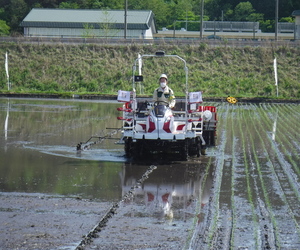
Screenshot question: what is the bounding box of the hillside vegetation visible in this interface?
[0,43,299,99]
[1,0,299,35]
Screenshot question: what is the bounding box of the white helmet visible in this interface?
[159,74,168,80]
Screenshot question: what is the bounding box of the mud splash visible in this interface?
[23,144,126,162]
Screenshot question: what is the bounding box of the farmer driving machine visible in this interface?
[116,51,217,161]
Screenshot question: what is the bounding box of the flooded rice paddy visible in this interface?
[0,98,299,249]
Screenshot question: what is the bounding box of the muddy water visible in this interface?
[1,98,300,249]
[0,98,125,200]
[0,98,215,249]
[0,98,213,201]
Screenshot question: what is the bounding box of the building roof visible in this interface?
[20,8,156,32]
[292,10,300,16]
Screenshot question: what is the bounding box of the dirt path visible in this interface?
[0,192,111,249]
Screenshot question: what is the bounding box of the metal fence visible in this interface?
[176,21,295,33]
[278,22,295,33]
[203,21,260,32]
[1,36,299,48]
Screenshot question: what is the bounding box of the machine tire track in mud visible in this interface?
[117,51,217,160]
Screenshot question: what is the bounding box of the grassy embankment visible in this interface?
[0,43,299,99]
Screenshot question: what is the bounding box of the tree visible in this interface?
[247,13,264,22]
[97,0,124,9]
[9,0,28,33]
[279,17,294,23]
[129,0,169,29]
[205,0,225,20]
[233,1,255,21]
[99,10,118,38]
[82,23,95,38]
[89,0,103,9]
[2,0,300,34]
[0,20,10,36]
[59,2,80,9]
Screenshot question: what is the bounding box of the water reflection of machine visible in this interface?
[120,162,213,221]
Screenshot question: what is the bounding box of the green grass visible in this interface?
[0,43,299,98]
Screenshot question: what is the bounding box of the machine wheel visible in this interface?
[124,137,133,158]
[180,140,188,161]
[203,131,216,146]
[196,137,201,157]
[187,138,201,157]
[131,140,146,160]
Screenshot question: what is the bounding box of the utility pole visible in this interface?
[124,0,127,39]
[275,0,279,41]
[200,0,204,39]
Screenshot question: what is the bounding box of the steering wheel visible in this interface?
[154,101,169,107]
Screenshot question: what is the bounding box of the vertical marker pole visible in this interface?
[138,53,143,94]
[5,52,10,90]
[273,58,278,97]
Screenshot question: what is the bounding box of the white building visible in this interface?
[20,8,157,39]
